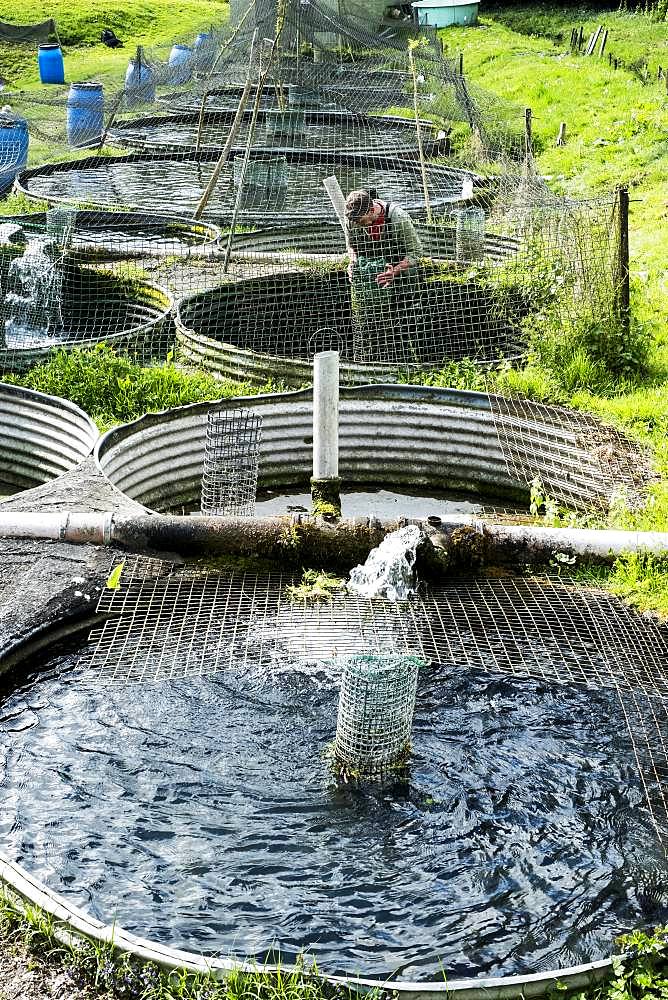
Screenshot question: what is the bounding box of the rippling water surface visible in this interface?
[0,645,665,980]
[25,161,462,220]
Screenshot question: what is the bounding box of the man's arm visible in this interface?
[391,207,422,266]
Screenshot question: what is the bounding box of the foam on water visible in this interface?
[3,236,64,349]
[347,523,422,601]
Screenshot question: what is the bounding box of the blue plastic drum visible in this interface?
[0,114,29,194]
[67,82,104,148]
[38,43,65,84]
[124,57,156,106]
[193,32,216,72]
[168,44,193,85]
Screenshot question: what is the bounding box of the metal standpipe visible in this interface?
[311,350,342,516]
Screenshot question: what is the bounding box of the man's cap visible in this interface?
[345,189,373,222]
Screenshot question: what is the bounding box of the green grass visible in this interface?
[441,5,668,340]
[4,882,668,1000]
[0,0,229,89]
[4,345,282,430]
[428,4,668,613]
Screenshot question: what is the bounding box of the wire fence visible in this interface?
[0,0,639,522]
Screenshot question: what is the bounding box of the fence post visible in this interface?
[524,106,533,160]
[616,185,630,340]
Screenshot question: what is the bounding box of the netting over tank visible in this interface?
[0,0,631,509]
[200,406,262,516]
[334,653,422,777]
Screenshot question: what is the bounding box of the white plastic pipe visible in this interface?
[322,174,347,232]
[313,350,339,480]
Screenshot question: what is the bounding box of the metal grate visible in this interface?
[200,407,262,517]
[84,557,668,839]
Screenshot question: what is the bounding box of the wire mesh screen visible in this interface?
[200,406,262,516]
[334,653,421,776]
[489,395,658,513]
[82,558,668,840]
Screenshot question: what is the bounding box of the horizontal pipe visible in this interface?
[0,512,667,568]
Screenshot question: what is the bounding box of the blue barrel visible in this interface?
[38,43,65,85]
[168,44,193,84]
[0,114,29,194]
[193,32,216,72]
[124,57,156,106]
[67,83,104,148]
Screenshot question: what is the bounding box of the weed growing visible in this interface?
[5,345,285,430]
[0,888,370,1000]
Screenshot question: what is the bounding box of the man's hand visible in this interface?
[376,265,395,288]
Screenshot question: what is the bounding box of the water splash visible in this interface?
[347,524,422,602]
[3,236,65,349]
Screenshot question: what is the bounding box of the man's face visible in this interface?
[352,207,376,228]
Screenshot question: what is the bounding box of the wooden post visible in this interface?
[458,51,464,76]
[194,29,258,220]
[577,26,584,50]
[585,26,601,56]
[616,185,630,340]
[195,90,209,154]
[598,28,608,57]
[409,43,433,224]
[556,121,567,146]
[524,106,532,160]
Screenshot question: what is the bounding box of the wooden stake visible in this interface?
[585,26,601,56]
[616,184,630,340]
[194,29,258,220]
[598,28,608,57]
[556,121,567,146]
[409,44,432,224]
[458,51,464,76]
[524,106,533,160]
[195,90,209,154]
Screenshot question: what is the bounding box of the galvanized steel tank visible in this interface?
[0,382,98,495]
[95,385,527,512]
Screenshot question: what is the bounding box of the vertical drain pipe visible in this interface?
[311,350,341,517]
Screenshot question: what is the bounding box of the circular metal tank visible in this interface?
[0,249,173,373]
[15,151,479,226]
[107,109,448,157]
[94,384,638,515]
[0,210,221,260]
[0,381,97,495]
[174,266,525,387]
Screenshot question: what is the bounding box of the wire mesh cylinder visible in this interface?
[454,206,486,261]
[200,407,262,517]
[334,654,421,776]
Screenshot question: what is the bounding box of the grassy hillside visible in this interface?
[443,4,668,344]
[0,0,229,88]
[433,4,668,615]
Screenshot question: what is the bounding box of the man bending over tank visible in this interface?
[344,188,422,287]
[344,188,423,365]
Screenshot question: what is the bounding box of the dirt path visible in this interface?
[0,932,109,1000]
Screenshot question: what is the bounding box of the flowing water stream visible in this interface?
[3,236,65,348]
